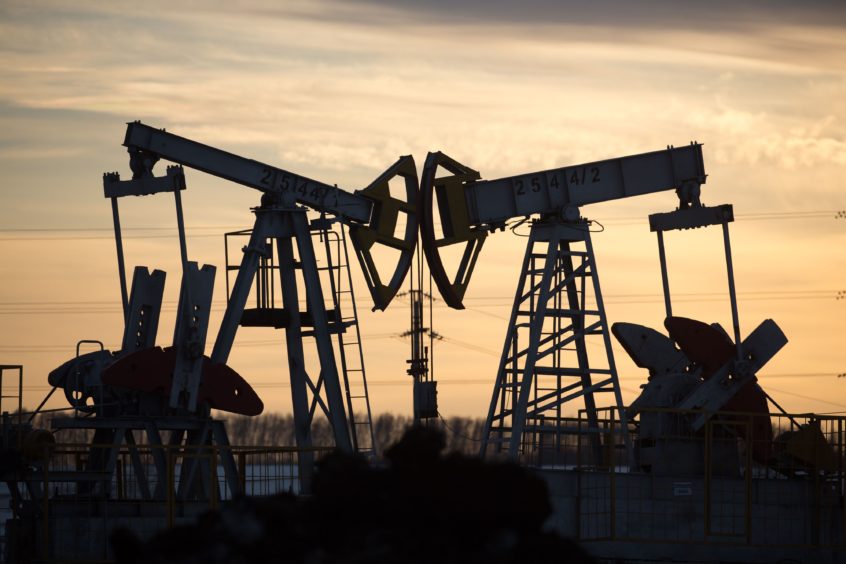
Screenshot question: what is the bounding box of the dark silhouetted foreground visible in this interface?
[111,427,594,563]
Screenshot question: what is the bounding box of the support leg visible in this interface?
[211,215,270,364]
[560,244,603,464]
[292,212,352,454]
[277,233,315,492]
[509,231,561,458]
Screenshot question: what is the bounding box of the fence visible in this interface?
[8,442,331,563]
[527,407,846,549]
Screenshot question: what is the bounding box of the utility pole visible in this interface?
[403,245,438,425]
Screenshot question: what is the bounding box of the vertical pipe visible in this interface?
[429,267,434,382]
[238,452,246,493]
[110,197,129,323]
[41,463,49,561]
[656,230,672,319]
[409,245,418,425]
[576,444,583,540]
[173,188,190,268]
[224,232,231,299]
[17,367,23,434]
[555,260,562,454]
[610,413,616,540]
[813,417,822,546]
[722,222,742,359]
[840,419,846,545]
[166,449,174,529]
[704,421,712,536]
[173,188,191,358]
[210,449,219,510]
[745,415,753,544]
[270,239,275,308]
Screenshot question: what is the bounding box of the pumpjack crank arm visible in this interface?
[420,143,706,309]
[119,121,419,310]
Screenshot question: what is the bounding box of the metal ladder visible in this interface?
[312,218,377,459]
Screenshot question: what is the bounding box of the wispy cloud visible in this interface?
[2,1,843,183]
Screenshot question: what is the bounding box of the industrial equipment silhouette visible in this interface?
[1,124,842,563]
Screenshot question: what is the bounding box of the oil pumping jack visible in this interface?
[419,144,788,467]
[46,122,419,498]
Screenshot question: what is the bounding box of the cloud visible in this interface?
[338,0,846,27]
[684,107,846,169]
[0,0,843,198]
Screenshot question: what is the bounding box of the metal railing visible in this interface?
[524,407,846,549]
[0,365,24,563]
[10,441,332,563]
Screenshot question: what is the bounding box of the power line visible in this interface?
[0,234,225,242]
[10,373,842,393]
[0,289,840,314]
[0,209,842,241]
[462,289,839,300]
[764,385,846,410]
[0,226,243,233]
[0,333,398,354]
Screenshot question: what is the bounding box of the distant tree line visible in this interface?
[29,411,487,458]
[221,412,487,457]
[31,409,835,470]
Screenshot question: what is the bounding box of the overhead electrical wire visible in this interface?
[11,374,842,392]
[4,288,838,315]
[0,208,842,241]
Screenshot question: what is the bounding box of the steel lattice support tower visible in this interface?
[480,219,630,464]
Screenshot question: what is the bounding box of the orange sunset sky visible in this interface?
[1,0,844,420]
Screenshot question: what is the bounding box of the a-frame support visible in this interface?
[480,219,630,465]
[211,203,353,487]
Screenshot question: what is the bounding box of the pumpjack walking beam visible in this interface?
[111,122,419,457]
[121,121,418,312]
[420,143,710,463]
